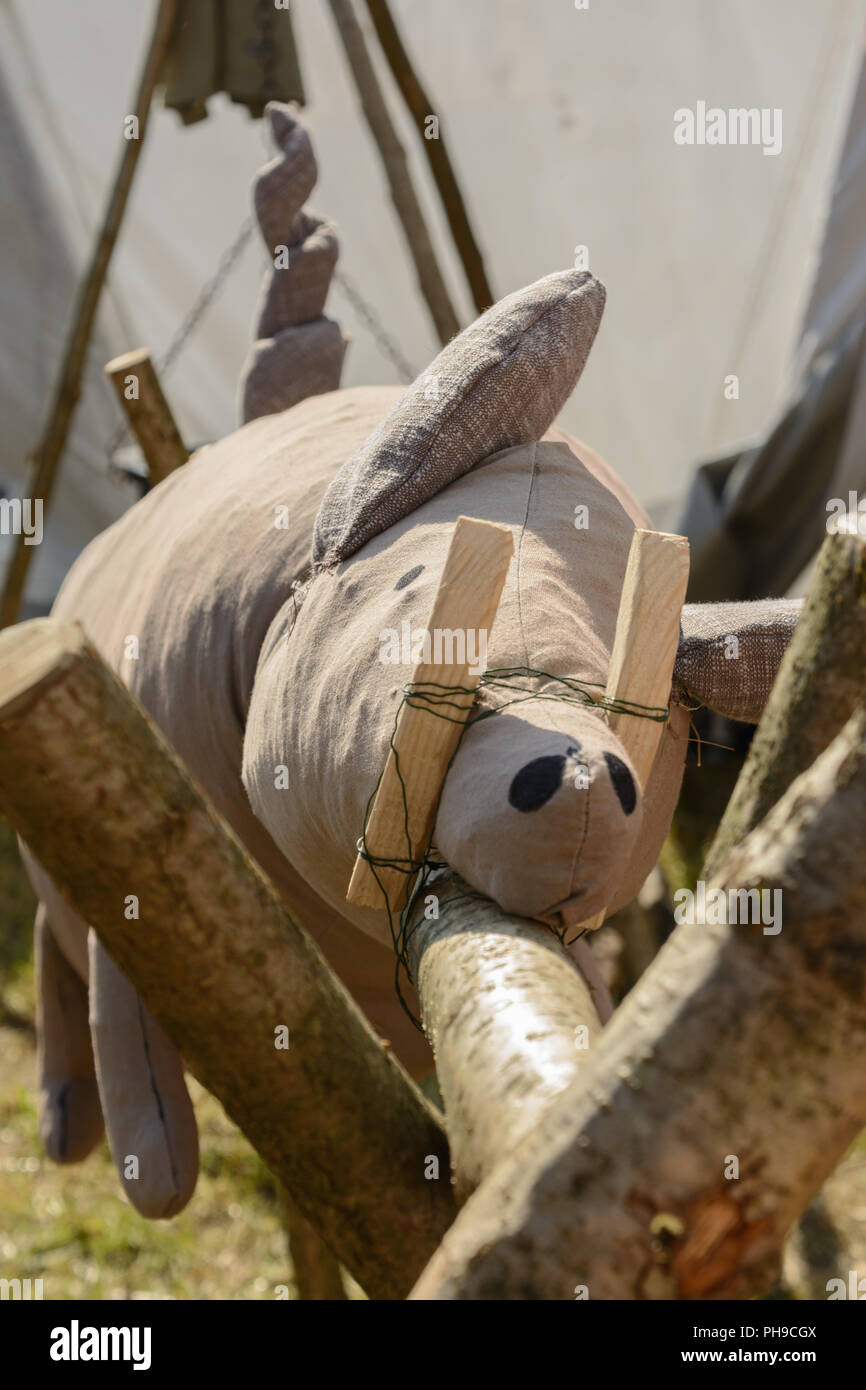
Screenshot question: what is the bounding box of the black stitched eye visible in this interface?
[604,752,636,815]
[509,755,567,812]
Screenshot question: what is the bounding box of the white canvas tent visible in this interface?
[681,29,866,600]
[1,0,864,612]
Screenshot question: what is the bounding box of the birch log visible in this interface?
[411,706,866,1299]
[406,871,605,1202]
[0,619,454,1300]
[705,529,866,879]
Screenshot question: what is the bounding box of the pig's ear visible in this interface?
[673,598,803,724]
[312,269,606,571]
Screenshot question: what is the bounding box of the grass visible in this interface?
[0,822,362,1301]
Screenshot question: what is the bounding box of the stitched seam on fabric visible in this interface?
[135,997,181,1204]
[560,715,591,904]
[516,440,539,670]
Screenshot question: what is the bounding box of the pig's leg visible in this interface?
[35,904,104,1162]
[88,931,199,1218]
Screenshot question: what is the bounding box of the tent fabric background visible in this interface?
[1,0,863,610]
[679,37,866,602]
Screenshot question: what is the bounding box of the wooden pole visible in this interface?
[281,1188,348,1300]
[363,0,494,314]
[411,705,866,1299]
[575,529,690,933]
[104,348,190,483]
[346,516,513,914]
[0,619,455,1300]
[0,0,181,629]
[327,0,461,346]
[704,528,866,880]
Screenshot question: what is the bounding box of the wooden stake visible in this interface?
[347,516,513,914]
[105,348,189,484]
[281,1187,348,1300]
[327,0,461,346]
[576,529,690,932]
[0,0,181,629]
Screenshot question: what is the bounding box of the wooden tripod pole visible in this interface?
[0,0,180,629]
[327,0,461,346]
[363,0,494,314]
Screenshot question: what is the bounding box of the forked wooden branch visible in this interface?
[704,528,866,880]
[347,516,513,914]
[0,619,454,1300]
[411,704,866,1299]
[409,531,866,1299]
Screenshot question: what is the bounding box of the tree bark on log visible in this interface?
[705,529,866,879]
[410,708,866,1299]
[327,0,461,346]
[406,872,606,1201]
[0,619,454,1300]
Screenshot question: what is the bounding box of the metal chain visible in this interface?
[333,266,416,382]
[105,215,256,462]
[105,174,418,466]
[160,216,256,377]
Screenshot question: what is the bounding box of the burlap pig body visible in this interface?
[22,104,802,1220]
[245,411,685,941]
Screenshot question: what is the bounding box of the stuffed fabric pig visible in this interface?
[22,104,801,1219]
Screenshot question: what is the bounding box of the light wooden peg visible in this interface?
[104,347,189,484]
[347,516,514,915]
[576,528,690,932]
